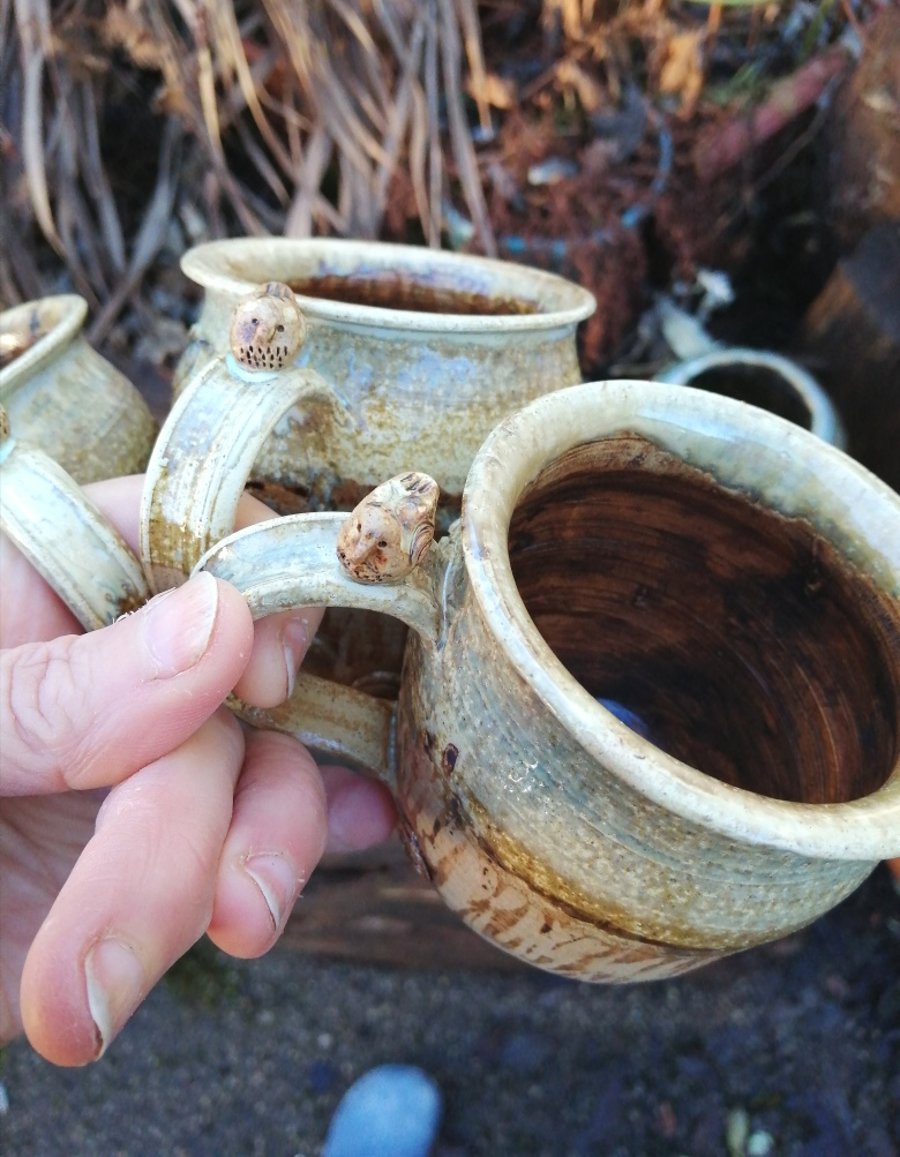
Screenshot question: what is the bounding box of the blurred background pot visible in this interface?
[653,298,846,448]
[0,295,156,482]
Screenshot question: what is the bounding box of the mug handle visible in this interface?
[140,352,351,592]
[0,410,150,630]
[193,494,447,786]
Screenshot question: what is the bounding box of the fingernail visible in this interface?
[84,938,145,1059]
[245,854,300,932]
[144,571,219,678]
[281,615,310,700]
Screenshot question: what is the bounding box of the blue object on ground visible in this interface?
[322,1064,442,1157]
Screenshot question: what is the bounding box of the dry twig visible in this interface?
[1,0,497,321]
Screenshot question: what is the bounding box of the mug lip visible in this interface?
[461,378,900,861]
[654,347,847,449]
[0,295,88,397]
[180,237,597,333]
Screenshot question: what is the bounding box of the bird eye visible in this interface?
[377,540,388,548]
[276,324,285,333]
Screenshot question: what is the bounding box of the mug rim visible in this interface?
[654,347,846,449]
[461,378,900,860]
[0,295,88,397]
[180,237,597,334]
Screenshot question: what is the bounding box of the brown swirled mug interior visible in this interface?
[508,433,900,804]
[288,273,539,316]
[0,326,44,370]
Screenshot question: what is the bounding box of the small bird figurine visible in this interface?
[229,281,308,371]
[337,472,440,584]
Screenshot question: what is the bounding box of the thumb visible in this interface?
[1,573,254,796]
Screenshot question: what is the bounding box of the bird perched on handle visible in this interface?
[337,472,440,584]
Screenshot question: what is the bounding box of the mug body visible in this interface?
[177,238,595,513]
[394,380,900,980]
[0,296,156,482]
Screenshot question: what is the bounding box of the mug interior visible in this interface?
[0,326,42,371]
[681,362,812,429]
[507,433,900,804]
[0,297,85,382]
[287,271,539,316]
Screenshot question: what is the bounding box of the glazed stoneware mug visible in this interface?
[192,379,900,982]
[175,237,596,518]
[149,265,593,693]
[0,295,156,482]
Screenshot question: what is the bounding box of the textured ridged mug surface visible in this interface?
[0,296,156,482]
[196,380,900,982]
[176,238,595,514]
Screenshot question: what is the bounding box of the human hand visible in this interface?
[0,476,396,1066]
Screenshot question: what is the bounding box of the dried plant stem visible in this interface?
[4,0,497,314]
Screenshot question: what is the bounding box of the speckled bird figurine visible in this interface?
[337,472,440,583]
[229,280,308,370]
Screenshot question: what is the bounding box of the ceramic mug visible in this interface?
[654,298,846,446]
[0,295,156,482]
[175,237,596,516]
[148,265,594,692]
[194,380,900,982]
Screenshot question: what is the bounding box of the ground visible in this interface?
[2,865,898,1155]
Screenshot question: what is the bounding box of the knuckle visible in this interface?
[2,638,92,786]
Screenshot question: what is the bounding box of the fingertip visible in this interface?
[233,607,324,709]
[208,852,302,959]
[320,765,398,854]
[208,575,255,657]
[208,730,327,958]
[153,571,255,690]
[21,947,102,1067]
